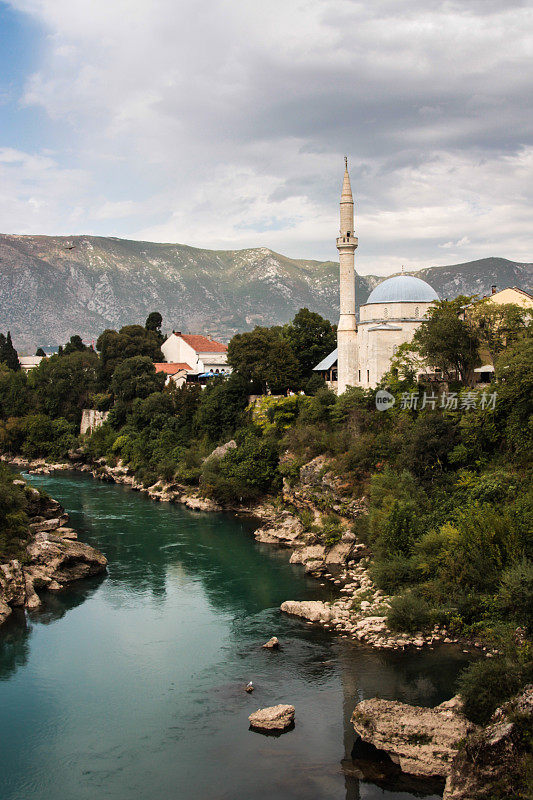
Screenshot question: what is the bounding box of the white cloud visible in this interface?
[3,0,533,274]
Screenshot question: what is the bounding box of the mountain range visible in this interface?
[1,233,531,351]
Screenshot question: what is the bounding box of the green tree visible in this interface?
[193,373,249,442]
[0,332,20,371]
[227,326,299,393]
[469,301,531,360]
[28,350,99,424]
[110,356,165,405]
[411,298,480,383]
[63,334,90,355]
[494,337,533,455]
[0,364,32,418]
[145,312,164,344]
[20,415,76,461]
[284,308,336,386]
[96,325,163,386]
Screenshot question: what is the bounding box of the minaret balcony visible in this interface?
[336,234,358,248]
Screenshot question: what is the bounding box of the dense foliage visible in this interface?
[1,301,531,723]
[0,465,30,561]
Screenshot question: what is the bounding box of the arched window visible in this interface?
[415,306,419,318]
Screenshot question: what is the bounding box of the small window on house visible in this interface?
[367,369,370,383]
[392,345,398,355]
[358,370,361,382]
[384,307,388,317]
[415,307,420,317]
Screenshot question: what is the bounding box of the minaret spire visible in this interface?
[336,157,358,394]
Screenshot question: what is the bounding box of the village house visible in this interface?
[465,286,533,383]
[159,332,230,386]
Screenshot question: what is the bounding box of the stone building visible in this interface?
[356,274,439,388]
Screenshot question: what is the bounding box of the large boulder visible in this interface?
[249,704,295,731]
[255,513,304,546]
[351,696,474,778]
[289,544,326,572]
[280,600,333,623]
[0,561,26,608]
[25,533,108,585]
[204,440,237,462]
[325,540,353,567]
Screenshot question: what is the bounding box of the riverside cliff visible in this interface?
[4,452,481,652]
[0,474,107,626]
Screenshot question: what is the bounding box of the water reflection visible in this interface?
[0,611,30,681]
[0,471,467,800]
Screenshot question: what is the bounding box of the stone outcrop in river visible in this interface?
[351,695,473,779]
[0,480,107,626]
[249,704,295,732]
[351,687,533,798]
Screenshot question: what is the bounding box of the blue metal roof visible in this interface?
[366,275,439,304]
[313,348,338,371]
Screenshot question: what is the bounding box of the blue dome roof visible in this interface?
[366,275,439,304]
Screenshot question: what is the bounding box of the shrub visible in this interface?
[370,554,418,593]
[497,559,533,633]
[304,373,326,395]
[458,657,523,725]
[386,590,433,633]
[319,513,343,547]
[379,500,420,557]
[21,415,76,461]
[438,506,520,594]
[84,422,118,460]
[0,466,29,560]
[217,429,279,494]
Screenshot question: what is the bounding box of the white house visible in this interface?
[18,355,44,372]
[160,332,230,383]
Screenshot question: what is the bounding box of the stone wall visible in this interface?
[80,409,109,436]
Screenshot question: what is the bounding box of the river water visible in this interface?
[0,472,469,800]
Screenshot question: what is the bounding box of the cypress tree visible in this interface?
[4,332,20,371]
[0,332,20,371]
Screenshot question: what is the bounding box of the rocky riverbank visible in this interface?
[350,686,533,799]
[0,474,107,626]
[1,453,488,652]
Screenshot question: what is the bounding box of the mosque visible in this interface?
[314,159,439,392]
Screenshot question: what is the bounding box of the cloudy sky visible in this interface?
[0,0,532,274]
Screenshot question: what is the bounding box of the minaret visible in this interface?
[336,157,358,393]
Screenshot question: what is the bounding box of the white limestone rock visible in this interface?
[249,704,295,731]
[351,695,473,778]
[280,600,333,623]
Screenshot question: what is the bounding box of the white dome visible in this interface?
[366,274,439,304]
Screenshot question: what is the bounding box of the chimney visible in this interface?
[491,285,497,295]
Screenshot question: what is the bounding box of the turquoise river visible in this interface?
[0,471,469,800]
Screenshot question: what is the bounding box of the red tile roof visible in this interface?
[178,334,227,353]
[154,362,192,375]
